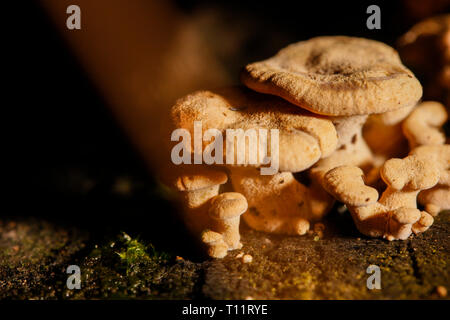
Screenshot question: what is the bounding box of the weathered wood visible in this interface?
[203,211,450,299]
[1,211,448,299]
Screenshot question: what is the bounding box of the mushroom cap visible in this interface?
[381,155,440,191]
[241,36,422,116]
[402,101,448,147]
[171,87,338,173]
[391,207,421,225]
[173,165,228,191]
[208,192,248,220]
[410,144,450,185]
[324,166,379,206]
[201,230,223,243]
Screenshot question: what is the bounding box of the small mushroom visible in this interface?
[402,101,448,148]
[208,192,248,250]
[172,165,228,234]
[201,230,228,259]
[324,166,379,207]
[410,144,450,216]
[324,155,440,240]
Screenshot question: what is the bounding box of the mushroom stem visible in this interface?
[229,167,322,235]
[217,217,241,249]
[311,115,373,190]
[208,192,247,250]
[178,185,220,235]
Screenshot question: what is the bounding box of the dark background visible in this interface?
[4,0,450,258]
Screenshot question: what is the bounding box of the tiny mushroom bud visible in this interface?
[242,254,253,263]
[208,192,248,250]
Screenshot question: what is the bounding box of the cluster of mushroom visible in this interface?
[165,36,449,258]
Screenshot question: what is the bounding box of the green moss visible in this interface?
[117,232,170,274]
[66,232,201,300]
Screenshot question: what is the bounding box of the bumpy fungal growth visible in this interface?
[402,101,448,148]
[410,145,450,216]
[229,167,330,235]
[324,155,440,240]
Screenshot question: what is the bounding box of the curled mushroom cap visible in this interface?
[324,166,379,206]
[410,144,450,216]
[402,101,448,148]
[201,229,223,243]
[173,165,228,192]
[208,192,248,220]
[410,144,450,186]
[380,155,440,191]
[241,36,422,116]
[171,87,338,172]
[398,14,450,69]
